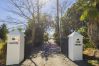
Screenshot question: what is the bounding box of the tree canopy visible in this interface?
[0,24,8,42]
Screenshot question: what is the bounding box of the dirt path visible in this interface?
[21,39,77,66]
[21,53,77,66]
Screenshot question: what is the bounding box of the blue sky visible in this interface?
[0,0,8,19]
[0,0,76,31]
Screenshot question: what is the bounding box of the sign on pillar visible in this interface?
[68,31,83,61]
[6,30,25,65]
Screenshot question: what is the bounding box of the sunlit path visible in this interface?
[48,39,56,44]
[21,39,77,66]
[21,52,77,66]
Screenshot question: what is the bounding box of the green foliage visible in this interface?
[80,0,99,49]
[80,9,89,21]
[79,0,99,21]
[60,1,85,38]
[43,32,49,42]
[0,40,6,64]
[25,13,51,47]
[88,60,99,66]
[0,24,8,42]
[0,24,7,64]
[61,0,99,49]
[25,14,51,57]
[53,32,60,45]
[77,27,87,37]
[80,7,99,21]
[25,29,32,43]
[0,41,4,50]
[78,27,94,49]
[34,25,44,46]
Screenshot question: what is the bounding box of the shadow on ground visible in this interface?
[76,54,99,66]
[74,60,92,66]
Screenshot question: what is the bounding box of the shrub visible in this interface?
[78,27,94,49]
[0,40,7,65]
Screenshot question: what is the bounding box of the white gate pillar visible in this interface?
[6,30,25,65]
[68,31,83,61]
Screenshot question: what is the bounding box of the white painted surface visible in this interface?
[68,31,83,61]
[6,30,25,65]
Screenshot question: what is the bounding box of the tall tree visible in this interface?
[80,0,99,49]
[61,2,84,37]
[4,0,47,45]
[25,13,53,46]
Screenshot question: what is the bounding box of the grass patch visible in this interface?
[88,60,99,66]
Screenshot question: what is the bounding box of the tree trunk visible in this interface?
[31,19,36,45]
[88,18,99,49]
[88,18,99,58]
